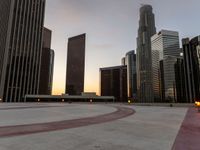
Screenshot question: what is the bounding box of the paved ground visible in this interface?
[172,107,200,150]
[0,103,197,150]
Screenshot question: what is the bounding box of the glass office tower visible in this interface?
[151,30,180,102]
[182,36,200,103]
[136,5,156,102]
[126,50,137,100]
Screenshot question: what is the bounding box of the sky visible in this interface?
[44,0,200,95]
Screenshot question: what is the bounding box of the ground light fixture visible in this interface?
[195,101,200,112]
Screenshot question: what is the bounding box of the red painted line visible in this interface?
[172,107,200,150]
[0,106,135,138]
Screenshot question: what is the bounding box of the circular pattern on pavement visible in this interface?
[0,105,135,138]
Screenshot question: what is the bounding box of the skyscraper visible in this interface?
[159,60,165,101]
[100,66,127,102]
[136,5,156,102]
[0,0,46,102]
[126,50,137,100]
[175,58,187,103]
[151,49,160,101]
[182,36,200,103]
[162,55,179,102]
[151,30,180,102]
[39,27,54,95]
[151,30,180,58]
[65,34,86,95]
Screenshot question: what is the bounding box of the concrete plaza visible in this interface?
[0,103,197,150]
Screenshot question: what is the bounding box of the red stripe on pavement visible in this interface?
[172,107,200,150]
[0,106,135,138]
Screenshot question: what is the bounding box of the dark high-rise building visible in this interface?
[159,60,165,102]
[0,0,46,102]
[182,36,200,103]
[175,58,187,103]
[100,66,127,102]
[42,27,51,49]
[136,5,156,102]
[161,55,178,102]
[126,50,137,100]
[65,34,86,95]
[39,49,54,95]
[39,27,54,95]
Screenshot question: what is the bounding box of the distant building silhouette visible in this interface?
[125,51,137,100]
[182,36,200,103]
[65,34,86,95]
[121,57,126,66]
[0,0,46,102]
[39,27,54,95]
[100,66,127,102]
[136,5,156,102]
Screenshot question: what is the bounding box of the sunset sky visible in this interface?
[44,0,200,95]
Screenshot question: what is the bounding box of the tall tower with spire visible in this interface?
[136,5,156,102]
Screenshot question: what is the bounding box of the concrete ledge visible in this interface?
[131,103,194,107]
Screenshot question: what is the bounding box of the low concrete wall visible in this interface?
[131,103,194,107]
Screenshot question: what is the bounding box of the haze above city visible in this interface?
[44,0,200,95]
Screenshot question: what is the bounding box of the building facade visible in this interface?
[162,56,179,102]
[125,50,137,100]
[39,27,54,95]
[174,58,187,103]
[182,36,200,103]
[100,66,127,102]
[151,50,161,101]
[151,30,180,102]
[159,60,165,101]
[0,0,46,102]
[136,5,156,102]
[65,34,86,95]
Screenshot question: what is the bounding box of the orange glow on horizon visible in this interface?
[52,86,65,95]
[52,71,100,95]
[52,83,99,95]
